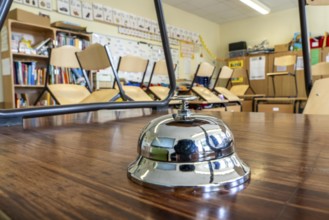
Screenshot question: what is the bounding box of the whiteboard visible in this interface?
[92,33,179,84]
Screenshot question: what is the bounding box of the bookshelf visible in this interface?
[1,19,91,109]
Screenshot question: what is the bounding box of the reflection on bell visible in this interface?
[128,95,250,191]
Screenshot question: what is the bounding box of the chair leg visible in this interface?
[271,76,276,97]
[34,87,47,105]
[33,87,60,106]
[294,75,298,97]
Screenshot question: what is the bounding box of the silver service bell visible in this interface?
[128,95,250,191]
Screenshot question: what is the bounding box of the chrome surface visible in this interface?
[128,95,250,190]
[171,95,197,121]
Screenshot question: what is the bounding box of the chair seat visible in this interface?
[214,87,243,102]
[230,85,249,96]
[80,89,119,103]
[149,86,170,100]
[192,86,226,103]
[303,78,329,114]
[49,84,120,105]
[267,72,294,76]
[123,86,153,101]
[149,86,180,105]
[48,84,91,105]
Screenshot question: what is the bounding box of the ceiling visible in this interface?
[162,0,299,24]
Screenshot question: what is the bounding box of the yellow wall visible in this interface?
[0,0,220,102]
[219,6,329,56]
[219,8,300,56]
[3,2,329,103]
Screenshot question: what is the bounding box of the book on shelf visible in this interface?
[33,38,52,55]
[15,93,29,108]
[56,32,90,49]
[49,67,85,85]
[13,61,47,86]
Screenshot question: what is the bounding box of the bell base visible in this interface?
[128,153,250,191]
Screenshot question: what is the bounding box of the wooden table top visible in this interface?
[1,110,329,219]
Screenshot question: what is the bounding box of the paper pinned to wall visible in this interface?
[249,56,266,80]
[2,58,11,76]
[57,0,70,15]
[70,0,82,18]
[1,26,8,52]
[296,56,304,70]
[92,33,179,83]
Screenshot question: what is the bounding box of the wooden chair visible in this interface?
[212,66,243,103]
[35,44,124,106]
[76,43,127,103]
[229,68,256,96]
[267,55,298,97]
[303,77,329,114]
[311,61,329,80]
[116,55,153,101]
[190,62,226,104]
[212,65,234,90]
[34,45,85,105]
[146,60,179,103]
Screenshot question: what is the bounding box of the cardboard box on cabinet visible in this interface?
[274,43,290,52]
[8,9,50,26]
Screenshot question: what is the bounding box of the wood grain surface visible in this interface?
[1,110,329,220]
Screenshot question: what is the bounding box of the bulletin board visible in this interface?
[92,33,179,84]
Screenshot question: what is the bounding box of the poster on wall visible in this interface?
[92,33,180,82]
[102,6,113,24]
[57,0,70,15]
[39,0,52,11]
[93,3,104,21]
[70,0,82,18]
[112,9,124,26]
[180,41,194,59]
[228,60,244,69]
[24,0,38,7]
[249,56,266,80]
[82,2,93,20]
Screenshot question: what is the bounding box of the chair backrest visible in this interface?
[76,43,111,70]
[274,55,296,67]
[153,60,169,76]
[196,62,215,77]
[311,62,329,77]
[50,45,81,68]
[76,43,127,100]
[117,55,149,73]
[303,77,329,114]
[117,55,149,87]
[219,66,234,79]
[189,62,215,91]
[147,60,177,89]
[212,66,233,89]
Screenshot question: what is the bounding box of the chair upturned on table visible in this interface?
[116,55,153,101]
[184,62,228,110]
[228,68,266,112]
[303,62,329,114]
[254,54,306,113]
[146,60,180,105]
[34,44,125,106]
[211,65,243,112]
[75,43,128,103]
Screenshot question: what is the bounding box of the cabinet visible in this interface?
[1,19,91,109]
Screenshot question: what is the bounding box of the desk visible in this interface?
[1,110,329,219]
[254,97,308,113]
